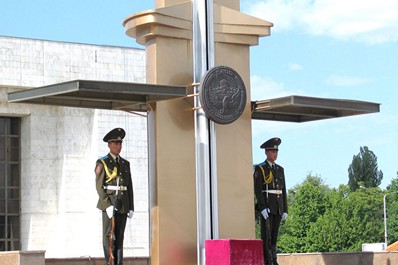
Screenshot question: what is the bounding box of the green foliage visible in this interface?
[305,187,345,252]
[348,146,383,191]
[253,161,398,253]
[277,174,329,253]
[275,175,390,253]
[255,216,261,239]
[385,176,398,245]
[343,187,384,250]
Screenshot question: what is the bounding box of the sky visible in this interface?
[1,0,397,190]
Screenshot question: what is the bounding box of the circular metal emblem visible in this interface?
[199,66,247,124]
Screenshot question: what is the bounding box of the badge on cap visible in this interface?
[103,128,126,142]
[260,137,282,150]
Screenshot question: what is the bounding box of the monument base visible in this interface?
[205,239,263,265]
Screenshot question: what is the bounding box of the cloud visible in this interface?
[326,74,373,87]
[243,0,398,44]
[250,75,311,137]
[288,62,303,71]
[250,74,309,100]
[250,75,291,100]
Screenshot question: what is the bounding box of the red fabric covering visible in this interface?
[205,239,263,265]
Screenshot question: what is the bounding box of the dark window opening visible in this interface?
[0,117,21,251]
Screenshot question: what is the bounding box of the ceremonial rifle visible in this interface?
[264,213,273,265]
[109,177,120,265]
[264,167,273,265]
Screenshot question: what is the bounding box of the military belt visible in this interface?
[103,185,127,191]
[262,189,282,195]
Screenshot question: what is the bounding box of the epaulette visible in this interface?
[255,161,267,167]
[254,161,273,184]
[98,155,109,161]
[253,162,265,171]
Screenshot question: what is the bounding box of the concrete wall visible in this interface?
[2,251,397,265]
[0,36,145,86]
[2,252,393,265]
[278,252,398,265]
[0,36,149,258]
[45,257,148,265]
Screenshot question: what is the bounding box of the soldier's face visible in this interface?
[266,149,278,163]
[108,141,122,156]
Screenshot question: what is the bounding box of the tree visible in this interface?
[385,175,398,245]
[306,185,351,252]
[343,186,384,250]
[278,176,385,253]
[300,184,383,252]
[348,146,383,191]
[278,174,329,253]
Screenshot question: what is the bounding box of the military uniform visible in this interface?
[254,138,287,265]
[95,128,134,265]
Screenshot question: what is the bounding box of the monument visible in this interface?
[123,0,272,264]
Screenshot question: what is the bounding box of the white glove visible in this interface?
[261,208,270,220]
[282,212,288,221]
[127,210,134,219]
[106,206,114,219]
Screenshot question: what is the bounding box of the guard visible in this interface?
[254,137,288,265]
[95,128,134,265]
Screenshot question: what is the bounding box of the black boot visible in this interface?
[103,246,110,265]
[264,254,272,265]
[271,246,278,265]
[116,249,123,265]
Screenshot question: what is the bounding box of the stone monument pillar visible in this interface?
[123,1,272,264]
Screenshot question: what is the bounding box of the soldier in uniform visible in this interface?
[254,137,288,265]
[95,128,134,265]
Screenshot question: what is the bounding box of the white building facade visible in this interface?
[0,36,149,258]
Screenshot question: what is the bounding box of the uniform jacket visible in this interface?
[254,160,288,216]
[95,154,134,214]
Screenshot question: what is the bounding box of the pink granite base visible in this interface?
[205,239,263,265]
